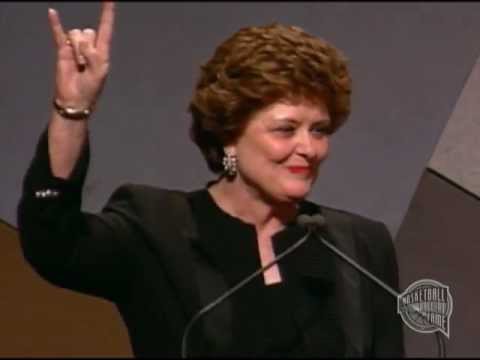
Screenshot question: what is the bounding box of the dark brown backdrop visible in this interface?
[1,220,132,357]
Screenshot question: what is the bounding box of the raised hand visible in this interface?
[48,2,115,112]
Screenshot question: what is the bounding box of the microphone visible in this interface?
[296,213,326,229]
[180,216,315,358]
[297,214,446,358]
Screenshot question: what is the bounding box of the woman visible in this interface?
[17,2,404,357]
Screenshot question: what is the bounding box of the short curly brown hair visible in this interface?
[188,23,352,174]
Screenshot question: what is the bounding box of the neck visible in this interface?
[208,175,298,234]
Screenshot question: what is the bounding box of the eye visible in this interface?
[274,126,296,136]
[277,126,295,132]
[311,127,328,137]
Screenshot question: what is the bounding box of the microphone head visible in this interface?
[311,214,326,228]
[296,213,326,229]
[296,214,314,227]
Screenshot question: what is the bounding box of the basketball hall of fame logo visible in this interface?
[397,279,453,338]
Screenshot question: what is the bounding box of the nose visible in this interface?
[296,132,315,158]
[295,131,328,161]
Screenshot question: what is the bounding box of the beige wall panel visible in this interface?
[396,170,480,357]
[429,59,480,197]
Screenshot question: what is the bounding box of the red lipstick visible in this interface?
[287,166,310,174]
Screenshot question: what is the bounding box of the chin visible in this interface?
[278,182,312,202]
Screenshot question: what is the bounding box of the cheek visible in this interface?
[260,138,296,163]
[319,140,330,159]
[241,138,294,165]
[314,136,330,159]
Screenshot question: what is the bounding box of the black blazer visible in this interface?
[17,131,404,357]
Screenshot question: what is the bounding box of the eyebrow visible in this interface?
[273,117,331,126]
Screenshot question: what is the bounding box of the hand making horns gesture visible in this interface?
[48,2,115,113]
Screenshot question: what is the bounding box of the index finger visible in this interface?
[96,1,115,53]
[48,8,68,47]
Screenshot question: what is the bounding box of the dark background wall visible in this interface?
[3,2,480,235]
[1,2,479,357]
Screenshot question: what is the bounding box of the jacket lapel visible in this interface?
[272,201,372,357]
[188,233,235,356]
[321,206,372,357]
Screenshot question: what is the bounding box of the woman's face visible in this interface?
[228,97,331,203]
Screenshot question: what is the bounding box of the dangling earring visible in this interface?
[222,153,237,178]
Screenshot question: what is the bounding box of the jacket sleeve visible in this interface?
[17,128,139,303]
[365,221,405,357]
